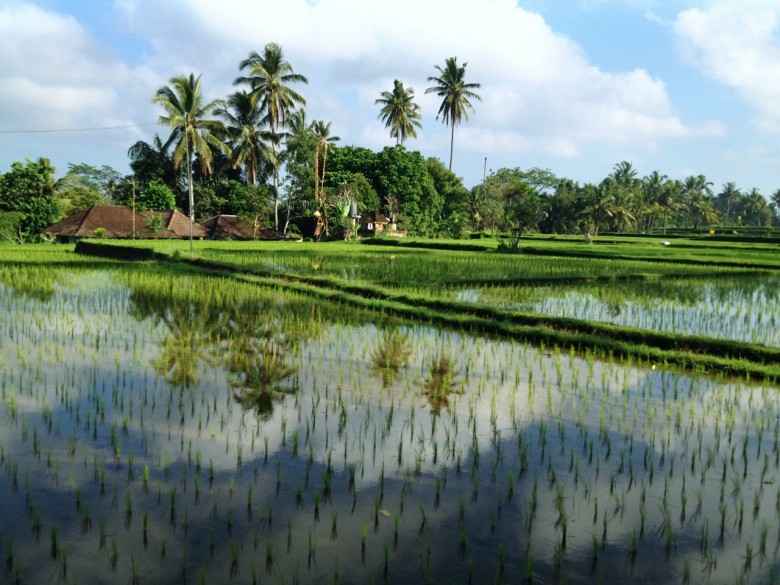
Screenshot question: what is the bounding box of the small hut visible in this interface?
[357,211,390,236]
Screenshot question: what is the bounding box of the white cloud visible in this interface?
[674,0,780,132]
[0,1,160,173]
[0,2,139,124]
[134,0,696,155]
[0,0,719,186]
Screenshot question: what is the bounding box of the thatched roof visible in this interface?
[147,209,208,239]
[42,205,207,240]
[359,211,389,225]
[199,215,284,240]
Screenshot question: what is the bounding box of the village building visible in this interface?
[42,205,207,243]
[199,214,283,241]
[357,211,405,237]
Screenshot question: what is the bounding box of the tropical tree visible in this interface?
[583,178,635,235]
[541,179,587,235]
[641,170,667,231]
[137,180,176,211]
[770,189,780,225]
[0,211,22,242]
[152,73,229,247]
[681,174,713,203]
[216,90,277,186]
[647,176,685,234]
[236,43,308,230]
[426,157,470,218]
[771,188,780,212]
[55,177,105,216]
[504,183,544,250]
[425,57,481,171]
[64,163,122,202]
[311,120,340,143]
[375,146,442,236]
[609,161,642,229]
[740,188,772,226]
[127,134,178,192]
[716,181,741,225]
[679,175,713,229]
[0,158,61,242]
[375,79,422,145]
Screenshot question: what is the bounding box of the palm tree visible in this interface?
[771,189,780,224]
[236,43,308,230]
[645,175,686,234]
[717,181,741,225]
[215,90,276,186]
[152,73,229,250]
[641,170,668,231]
[681,175,713,228]
[741,188,771,226]
[426,57,481,171]
[771,188,780,210]
[611,161,638,187]
[375,79,422,145]
[583,179,616,236]
[127,134,177,192]
[610,161,644,229]
[311,119,340,143]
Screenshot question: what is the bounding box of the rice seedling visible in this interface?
[1,245,778,585]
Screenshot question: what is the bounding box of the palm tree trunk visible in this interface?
[448,123,455,171]
[273,168,280,231]
[185,118,194,255]
[272,139,280,231]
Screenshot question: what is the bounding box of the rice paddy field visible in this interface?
[449,276,780,347]
[1,241,779,584]
[126,238,780,286]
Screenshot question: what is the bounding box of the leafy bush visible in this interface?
[0,211,22,242]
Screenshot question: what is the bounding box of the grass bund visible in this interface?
[0,239,778,585]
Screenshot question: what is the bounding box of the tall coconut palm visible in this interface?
[681,175,713,226]
[771,188,780,211]
[425,57,481,171]
[771,188,780,224]
[311,119,340,144]
[375,79,422,145]
[152,73,229,250]
[717,182,741,225]
[682,175,714,201]
[236,43,308,230]
[643,172,685,234]
[127,134,178,192]
[741,188,771,226]
[215,90,276,186]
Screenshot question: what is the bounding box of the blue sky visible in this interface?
[1,0,779,200]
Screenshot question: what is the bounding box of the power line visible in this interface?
[0,122,159,135]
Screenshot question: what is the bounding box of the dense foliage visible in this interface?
[0,158,61,242]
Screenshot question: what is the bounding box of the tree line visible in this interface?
[1,43,778,242]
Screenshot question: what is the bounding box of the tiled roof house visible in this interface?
[42,205,207,243]
[199,214,283,240]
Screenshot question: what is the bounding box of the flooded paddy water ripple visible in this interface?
[454,276,780,347]
[0,267,778,584]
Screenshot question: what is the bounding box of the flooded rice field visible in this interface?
[0,265,778,584]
